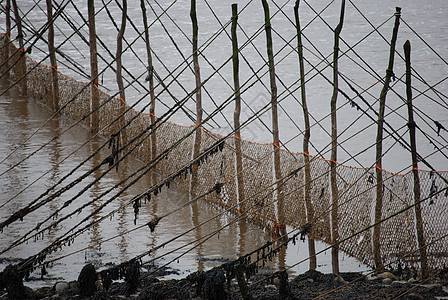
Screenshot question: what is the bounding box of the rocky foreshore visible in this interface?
[1,263,448,299]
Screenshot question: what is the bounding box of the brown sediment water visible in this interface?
[0,79,368,288]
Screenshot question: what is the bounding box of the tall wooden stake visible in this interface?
[261,0,286,240]
[11,0,27,94]
[294,0,316,270]
[231,4,245,214]
[404,40,428,278]
[140,0,157,185]
[329,0,345,275]
[116,0,128,146]
[87,0,100,134]
[189,0,203,200]
[46,0,59,111]
[373,6,401,273]
[2,0,11,78]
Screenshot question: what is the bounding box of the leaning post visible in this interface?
[115,0,128,146]
[87,0,100,134]
[261,0,287,241]
[294,0,317,270]
[189,0,203,200]
[140,0,157,185]
[373,7,401,273]
[329,0,345,275]
[404,40,428,278]
[46,0,60,111]
[2,0,11,78]
[11,0,27,94]
[231,3,245,214]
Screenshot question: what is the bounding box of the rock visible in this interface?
[201,269,227,300]
[123,260,140,295]
[408,277,418,284]
[382,278,393,285]
[278,270,290,299]
[95,280,103,292]
[333,275,346,284]
[272,277,281,286]
[68,280,79,290]
[407,293,424,300]
[379,272,397,281]
[54,281,69,294]
[390,280,408,288]
[78,263,98,297]
[2,265,27,299]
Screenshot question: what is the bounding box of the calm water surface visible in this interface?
[0,80,367,287]
[1,0,447,288]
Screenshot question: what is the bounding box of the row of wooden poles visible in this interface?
[1,0,430,276]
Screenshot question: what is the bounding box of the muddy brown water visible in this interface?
[0,80,368,288]
[2,0,447,289]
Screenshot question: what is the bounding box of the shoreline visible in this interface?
[2,262,448,299]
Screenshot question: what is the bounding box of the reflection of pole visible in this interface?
[330,0,345,275]
[11,0,27,94]
[189,0,202,200]
[46,0,59,111]
[140,0,157,185]
[261,0,286,241]
[294,0,316,270]
[404,40,428,279]
[2,0,11,78]
[89,138,104,252]
[373,7,401,273]
[231,4,245,214]
[87,0,99,134]
[116,0,128,146]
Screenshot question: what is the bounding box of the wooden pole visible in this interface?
[189,0,203,200]
[87,0,100,134]
[11,0,27,94]
[46,0,59,111]
[2,0,11,78]
[373,7,401,273]
[116,0,128,146]
[404,40,428,278]
[140,0,157,185]
[231,4,245,214]
[261,0,286,240]
[329,0,345,275]
[294,0,316,270]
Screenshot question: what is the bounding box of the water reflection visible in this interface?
[0,79,368,288]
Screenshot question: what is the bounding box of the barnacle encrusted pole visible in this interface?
[2,0,11,78]
[189,0,203,200]
[294,0,316,270]
[87,0,100,134]
[140,0,157,184]
[116,0,128,146]
[46,0,59,111]
[373,6,401,273]
[404,40,428,278]
[11,0,27,94]
[261,0,286,240]
[329,0,345,275]
[231,3,245,214]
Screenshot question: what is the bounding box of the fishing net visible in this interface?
[2,34,448,270]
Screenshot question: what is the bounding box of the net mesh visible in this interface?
[2,34,448,270]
